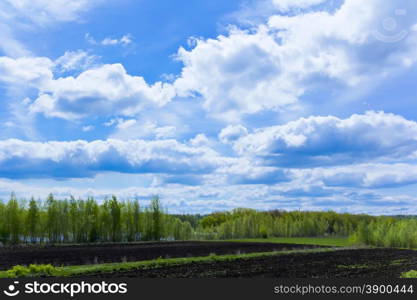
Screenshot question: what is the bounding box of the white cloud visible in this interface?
[189,134,210,147]
[103,118,118,127]
[219,124,248,144]
[303,163,417,189]
[55,50,98,72]
[233,111,417,166]
[116,119,137,130]
[0,0,103,56]
[0,55,177,121]
[216,158,290,185]
[0,56,53,86]
[107,119,177,140]
[5,0,417,123]
[276,161,417,192]
[101,34,133,46]
[172,0,417,119]
[2,0,417,214]
[84,33,97,45]
[174,27,300,120]
[0,23,30,57]
[3,174,417,214]
[85,33,133,47]
[29,63,176,119]
[4,0,102,25]
[152,125,176,139]
[0,139,225,179]
[82,125,94,132]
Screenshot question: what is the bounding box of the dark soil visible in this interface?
[0,241,320,270]
[85,248,417,278]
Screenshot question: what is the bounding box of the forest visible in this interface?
[0,193,415,249]
[0,194,194,244]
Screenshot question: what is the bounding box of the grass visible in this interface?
[401,270,417,278]
[5,264,58,278]
[226,237,350,247]
[0,247,341,278]
[390,259,408,266]
[337,264,369,269]
[0,238,357,278]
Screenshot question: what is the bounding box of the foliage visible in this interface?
[349,218,417,249]
[198,209,373,240]
[6,264,57,278]
[228,237,350,247]
[0,247,335,278]
[0,193,386,245]
[150,196,163,241]
[0,194,195,244]
[401,270,417,278]
[171,214,203,228]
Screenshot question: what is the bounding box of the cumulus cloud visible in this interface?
[0,56,53,86]
[0,139,225,179]
[189,134,210,147]
[29,63,176,119]
[0,0,103,56]
[233,111,417,167]
[218,160,291,185]
[0,55,176,121]
[172,0,417,119]
[0,135,297,186]
[219,125,248,144]
[174,27,299,120]
[0,178,316,213]
[115,119,137,130]
[109,119,177,140]
[2,0,417,214]
[4,0,417,122]
[2,173,417,214]
[306,163,417,189]
[3,0,101,25]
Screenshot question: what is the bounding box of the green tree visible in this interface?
[26,197,40,243]
[6,193,22,244]
[150,196,163,241]
[109,196,122,242]
[46,194,60,243]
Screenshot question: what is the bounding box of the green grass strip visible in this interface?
[225,237,350,247]
[0,247,351,278]
[401,270,417,278]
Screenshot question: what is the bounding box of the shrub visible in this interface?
[208,253,218,260]
[6,264,57,278]
[349,218,417,249]
[401,270,417,278]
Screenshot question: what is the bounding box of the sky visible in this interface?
[1,0,417,214]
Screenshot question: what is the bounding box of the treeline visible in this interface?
[0,194,193,244]
[198,208,375,239]
[0,193,387,246]
[350,217,417,248]
[201,209,417,249]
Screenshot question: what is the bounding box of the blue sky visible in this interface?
[1,0,417,214]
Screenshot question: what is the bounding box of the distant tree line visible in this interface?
[0,194,193,244]
[197,208,375,239]
[4,193,406,247]
[349,217,417,248]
